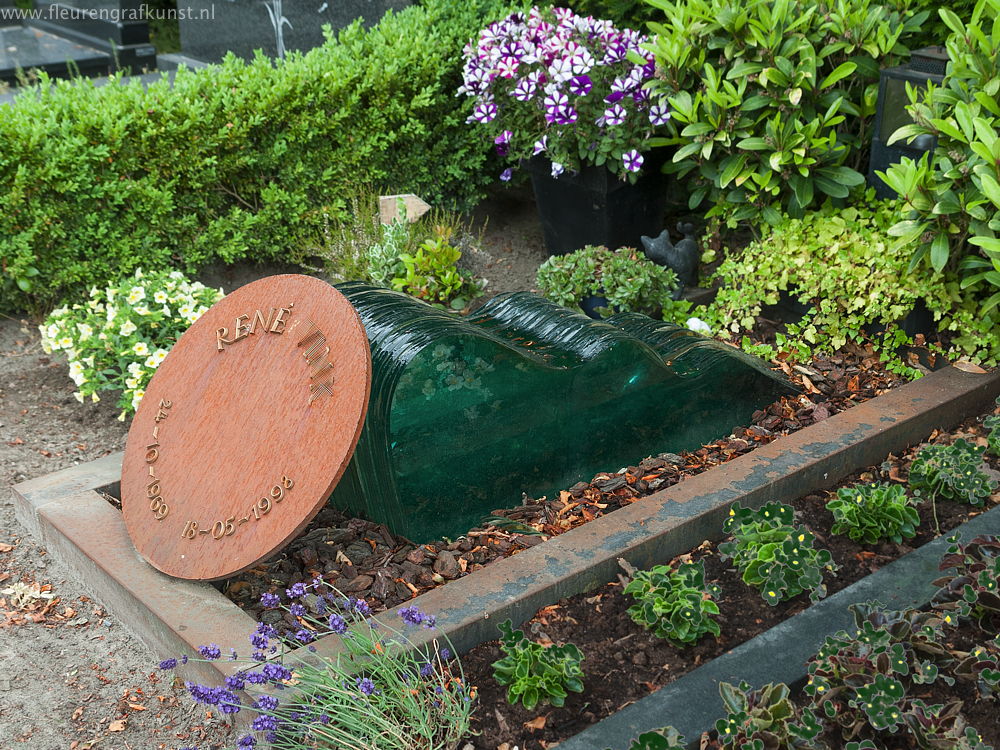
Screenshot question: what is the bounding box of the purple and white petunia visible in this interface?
[622,149,644,172]
[649,102,671,126]
[472,99,497,124]
[551,161,565,178]
[533,135,548,155]
[603,103,627,126]
[568,74,592,96]
[512,78,537,101]
[500,167,513,182]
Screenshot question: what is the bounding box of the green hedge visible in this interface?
[0,0,508,313]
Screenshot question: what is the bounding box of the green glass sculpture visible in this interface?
[329,284,796,543]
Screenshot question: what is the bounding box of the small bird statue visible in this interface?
[640,222,699,300]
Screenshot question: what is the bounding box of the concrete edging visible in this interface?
[556,503,1000,749]
[10,365,1000,686]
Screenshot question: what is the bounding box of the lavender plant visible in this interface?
[458,6,671,183]
[491,619,584,710]
[161,581,475,749]
[908,440,997,507]
[623,560,721,646]
[826,482,920,545]
[719,502,837,606]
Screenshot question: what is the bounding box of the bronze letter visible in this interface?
[232,314,251,342]
[216,327,233,351]
[248,308,275,335]
[270,307,292,334]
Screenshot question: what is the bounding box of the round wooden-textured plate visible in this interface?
[121,275,371,580]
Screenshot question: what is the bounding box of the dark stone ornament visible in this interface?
[641,222,700,299]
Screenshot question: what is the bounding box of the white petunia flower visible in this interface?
[133,341,150,356]
[120,319,138,337]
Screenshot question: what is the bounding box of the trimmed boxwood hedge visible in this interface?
[0,0,509,313]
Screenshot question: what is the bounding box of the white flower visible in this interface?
[57,336,73,350]
[91,392,100,403]
[120,319,138,337]
[151,349,168,366]
[125,377,139,390]
[74,392,84,403]
[106,305,118,323]
[133,341,150,356]
[76,323,93,340]
[169,270,185,280]
[134,305,150,316]
[686,317,712,334]
[126,286,146,304]
[131,389,145,411]
[127,361,144,377]
[154,290,168,304]
[98,332,108,341]
[45,324,59,339]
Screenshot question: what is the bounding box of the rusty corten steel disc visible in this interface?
[121,275,371,580]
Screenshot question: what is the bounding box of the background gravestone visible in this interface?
[121,275,371,581]
[177,0,410,63]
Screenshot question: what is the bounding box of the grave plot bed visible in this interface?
[10,365,1000,700]
[457,407,1000,748]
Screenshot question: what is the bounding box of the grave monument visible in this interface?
[123,276,794,580]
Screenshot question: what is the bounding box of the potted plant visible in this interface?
[459,6,672,255]
[535,244,688,320]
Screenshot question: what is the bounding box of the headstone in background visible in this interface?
[121,275,371,581]
[177,0,410,64]
[27,0,156,73]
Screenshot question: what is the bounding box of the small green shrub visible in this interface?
[719,502,838,605]
[491,619,585,710]
[932,534,1000,624]
[827,482,920,544]
[908,439,997,506]
[605,727,687,750]
[984,398,1000,457]
[536,245,690,321]
[954,638,1000,697]
[0,0,510,313]
[715,681,824,748]
[879,0,1000,360]
[39,269,223,417]
[623,560,721,646]
[699,198,966,365]
[901,700,993,749]
[391,227,483,310]
[644,0,926,224]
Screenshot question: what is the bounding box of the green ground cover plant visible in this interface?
[908,440,997,506]
[720,502,838,605]
[38,269,222,418]
[643,0,927,225]
[827,482,921,544]
[0,0,509,313]
[623,560,721,645]
[491,619,585,710]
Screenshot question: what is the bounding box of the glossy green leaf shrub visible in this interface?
[491,619,585,710]
[827,482,920,544]
[932,534,1000,624]
[699,197,970,365]
[644,0,926,224]
[719,502,838,606]
[984,398,1000,457]
[38,269,223,417]
[879,0,1000,357]
[0,0,508,313]
[623,561,721,646]
[536,245,689,320]
[391,227,484,310]
[715,681,824,748]
[908,439,997,506]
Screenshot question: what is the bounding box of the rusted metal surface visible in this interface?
[11,365,1000,685]
[120,275,371,581]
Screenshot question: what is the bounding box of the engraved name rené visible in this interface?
[216,305,293,351]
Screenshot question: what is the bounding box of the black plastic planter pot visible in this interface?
[526,155,668,256]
